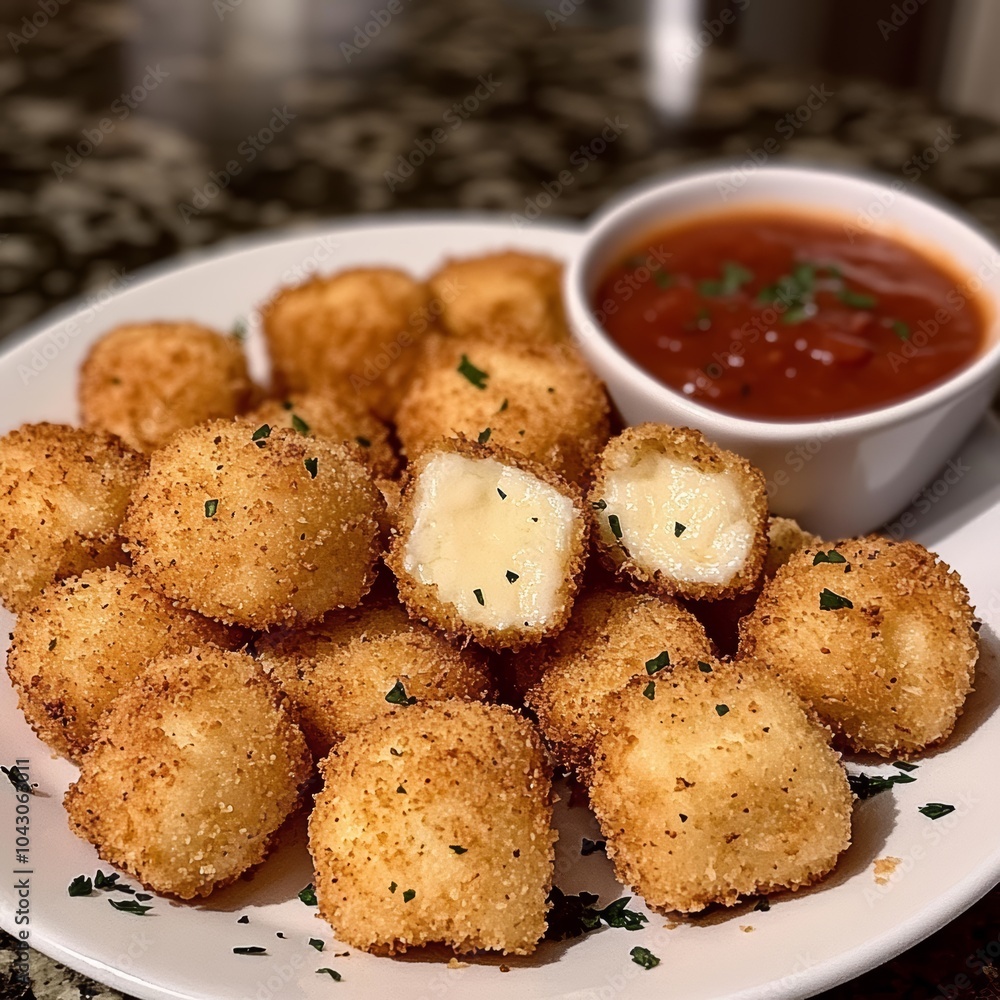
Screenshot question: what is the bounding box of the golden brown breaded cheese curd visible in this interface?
[6,566,246,760]
[590,424,768,601]
[261,267,428,420]
[522,586,713,770]
[64,646,312,899]
[387,438,589,651]
[0,423,146,612]
[124,419,383,628]
[589,660,852,913]
[257,596,492,758]
[428,251,569,345]
[79,322,256,453]
[395,336,610,484]
[244,392,397,480]
[308,701,556,955]
[738,537,978,757]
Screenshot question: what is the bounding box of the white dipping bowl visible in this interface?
[565,164,1000,538]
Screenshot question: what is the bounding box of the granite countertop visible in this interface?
[2,0,1000,997]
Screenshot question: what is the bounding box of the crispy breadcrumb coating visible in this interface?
[0,423,146,613]
[738,536,978,757]
[427,251,569,345]
[522,586,713,770]
[394,336,610,483]
[589,660,852,913]
[261,267,428,420]
[387,438,588,651]
[590,424,768,601]
[124,419,383,628]
[257,596,492,757]
[6,566,245,759]
[64,646,312,899]
[79,322,256,453]
[308,701,556,955]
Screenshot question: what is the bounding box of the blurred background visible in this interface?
[2,0,1000,996]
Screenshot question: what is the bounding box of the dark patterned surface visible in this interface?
[1,0,1000,997]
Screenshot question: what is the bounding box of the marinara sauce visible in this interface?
[593,210,988,420]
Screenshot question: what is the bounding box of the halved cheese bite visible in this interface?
[387,440,588,650]
[590,425,767,600]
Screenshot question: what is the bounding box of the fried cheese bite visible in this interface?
[394,337,610,484]
[522,586,713,770]
[589,660,852,913]
[590,425,767,601]
[428,250,568,345]
[6,566,245,759]
[308,701,556,955]
[124,420,383,628]
[261,267,428,420]
[64,646,312,899]
[738,537,978,757]
[387,440,588,651]
[79,322,256,453]
[244,392,397,480]
[257,596,492,758]
[0,423,145,613]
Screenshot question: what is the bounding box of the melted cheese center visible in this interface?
[403,453,575,630]
[602,452,753,585]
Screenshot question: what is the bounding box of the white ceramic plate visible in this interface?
[1,218,999,1000]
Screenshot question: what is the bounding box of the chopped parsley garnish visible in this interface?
[251,424,271,446]
[847,771,915,799]
[478,427,492,444]
[758,264,819,325]
[894,761,918,772]
[385,680,416,706]
[581,839,606,856]
[449,845,468,854]
[237,915,249,924]
[317,969,342,980]
[204,499,219,518]
[390,747,403,757]
[109,899,152,915]
[699,261,753,297]
[654,270,673,289]
[276,932,286,938]
[630,946,660,970]
[497,488,507,499]
[919,802,955,820]
[592,499,607,510]
[645,650,670,675]
[94,870,120,890]
[389,882,397,894]
[68,875,93,897]
[674,522,686,537]
[506,570,519,584]
[457,354,488,389]
[396,784,406,794]
[608,514,623,539]
[291,414,310,435]
[233,946,266,955]
[403,889,416,903]
[474,588,485,606]
[753,897,771,912]
[355,436,371,448]
[231,319,247,342]
[136,893,153,901]
[499,398,509,412]
[813,549,847,565]
[544,888,648,940]
[819,588,853,611]
[642,681,656,700]
[892,320,911,341]
[298,884,318,906]
[309,938,325,952]
[838,288,877,309]
[304,457,318,479]
[715,704,730,717]
[48,637,57,651]
[698,661,713,672]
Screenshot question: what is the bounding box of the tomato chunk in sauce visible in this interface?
[593,211,988,420]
